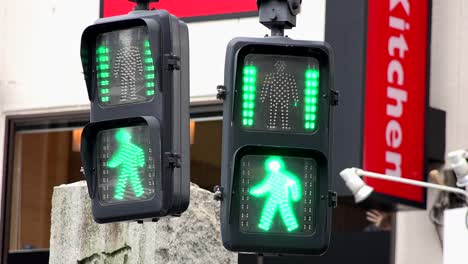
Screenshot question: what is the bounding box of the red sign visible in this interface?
[102,0,257,19]
[363,0,429,203]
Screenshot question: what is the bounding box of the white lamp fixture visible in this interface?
[447,150,468,188]
[339,168,374,203]
[339,168,468,203]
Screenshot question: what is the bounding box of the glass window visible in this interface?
[6,114,224,253]
[9,128,84,251]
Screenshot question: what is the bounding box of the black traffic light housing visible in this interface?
[80,9,190,223]
[219,37,336,255]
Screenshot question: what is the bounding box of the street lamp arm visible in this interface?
[350,168,468,199]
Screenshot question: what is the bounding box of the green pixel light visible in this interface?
[304,69,319,131]
[96,45,110,104]
[250,157,302,232]
[143,40,156,97]
[241,65,257,127]
[107,129,146,200]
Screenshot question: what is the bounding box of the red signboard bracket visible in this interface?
[100,0,258,22]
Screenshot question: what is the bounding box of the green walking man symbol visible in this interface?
[250,157,302,232]
[107,129,145,200]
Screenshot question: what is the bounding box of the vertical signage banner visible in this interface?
[101,0,257,19]
[363,0,429,204]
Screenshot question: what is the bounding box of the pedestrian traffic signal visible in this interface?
[220,37,337,255]
[79,8,190,223]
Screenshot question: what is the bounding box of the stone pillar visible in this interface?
[49,181,237,264]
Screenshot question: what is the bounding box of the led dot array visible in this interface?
[96,45,110,103]
[242,66,257,127]
[304,69,320,130]
[239,155,316,235]
[144,40,156,97]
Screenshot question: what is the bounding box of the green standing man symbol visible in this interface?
[250,157,302,232]
[107,129,145,200]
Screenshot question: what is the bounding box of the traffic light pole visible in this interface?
[257,0,302,36]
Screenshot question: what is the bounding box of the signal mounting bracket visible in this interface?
[257,0,302,36]
[129,0,159,11]
[165,152,181,168]
[164,54,181,71]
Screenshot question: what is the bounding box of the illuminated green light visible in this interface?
[98,64,109,70]
[243,77,256,84]
[306,80,319,88]
[146,90,155,96]
[243,110,254,117]
[243,102,255,109]
[250,157,301,232]
[100,80,109,86]
[145,58,153,64]
[146,66,155,71]
[145,50,152,55]
[305,89,313,96]
[243,66,257,76]
[243,85,256,92]
[306,69,319,79]
[305,114,316,121]
[304,71,318,132]
[99,72,109,78]
[107,129,145,199]
[305,122,316,130]
[100,89,109,94]
[145,74,155,79]
[101,96,109,102]
[97,56,109,62]
[241,65,257,127]
[96,46,109,54]
[144,40,150,47]
[242,119,254,126]
[146,82,155,88]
